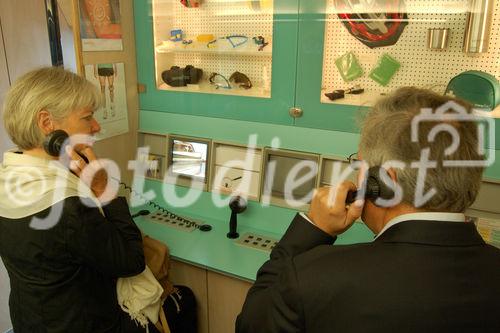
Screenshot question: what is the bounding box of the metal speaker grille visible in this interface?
[235,232,278,252]
[146,210,198,232]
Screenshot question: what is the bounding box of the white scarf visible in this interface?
[0,150,163,329]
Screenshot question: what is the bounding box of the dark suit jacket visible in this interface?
[237,214,500,332]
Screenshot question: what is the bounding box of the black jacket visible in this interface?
[237,214,500,332]
[0,196,146,333]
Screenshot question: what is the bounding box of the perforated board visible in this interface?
[153,0,273,90]
[322,0,500,96]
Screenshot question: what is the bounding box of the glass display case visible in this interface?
[320,0,500,107]
[152,0,274,98]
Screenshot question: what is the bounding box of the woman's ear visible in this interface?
[37,110,55,135]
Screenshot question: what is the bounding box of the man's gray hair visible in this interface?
[3,67,101,150]
[360,87,484,213]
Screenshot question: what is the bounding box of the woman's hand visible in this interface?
[307,182,364,236]
[66,146,116,203]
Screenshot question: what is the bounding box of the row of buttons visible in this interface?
[147,211,196,232]
[236,233,279,252]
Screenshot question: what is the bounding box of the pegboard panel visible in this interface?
[153,0,273,93]
[322,0,500,95]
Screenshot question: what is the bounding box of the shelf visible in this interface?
[156,40,272,57]
[320,89,386,107]
[158,81,271,98]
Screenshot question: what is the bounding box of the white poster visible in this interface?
[79,0,123,51]
[85,63,129,140]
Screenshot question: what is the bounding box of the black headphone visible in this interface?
[346,166,396,205]
[43,130,69,157]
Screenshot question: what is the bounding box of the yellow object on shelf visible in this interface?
[196,34,216,43]
[248,0,273,11]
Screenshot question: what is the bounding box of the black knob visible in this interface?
[227,196,247,239]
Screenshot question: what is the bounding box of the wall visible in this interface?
[0,20,13,163]
[80,0,139,185]
[0,0,52,329]
[0,23,12,329]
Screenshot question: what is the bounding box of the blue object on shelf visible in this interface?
[170,29,183,42]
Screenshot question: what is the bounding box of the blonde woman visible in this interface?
[0,67,161,333]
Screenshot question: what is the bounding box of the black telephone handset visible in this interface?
[42,129,90,163]
[42,130,212,232]
[345,167,394,205]
[345,190,358,204]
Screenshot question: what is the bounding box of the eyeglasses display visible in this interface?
[152,0,274,98]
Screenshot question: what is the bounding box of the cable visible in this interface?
[111,177,212,231]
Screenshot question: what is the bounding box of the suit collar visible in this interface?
[375,220,485,246]
[374,212,465,240]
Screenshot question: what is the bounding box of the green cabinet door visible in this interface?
[294,0,363,134]
[134,0,299,126]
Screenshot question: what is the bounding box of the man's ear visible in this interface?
[37,110,54,135]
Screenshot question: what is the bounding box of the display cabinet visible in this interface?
[152,0,273,98]
[295,0,500,138]
[134,0,300,125]
[135,0,500,139]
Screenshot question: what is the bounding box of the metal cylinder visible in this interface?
[427,28,450,50]
[463,0,495,54]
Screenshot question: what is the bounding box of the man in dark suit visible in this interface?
[236,87,500,332]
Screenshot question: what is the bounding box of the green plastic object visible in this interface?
[369,53,401,86]
[335,52,363,82]
[445,70,500,111]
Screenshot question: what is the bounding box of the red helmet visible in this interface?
[334,0,408,48]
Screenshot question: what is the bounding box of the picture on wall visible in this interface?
[79,0,123,51]
[84,62,129,140]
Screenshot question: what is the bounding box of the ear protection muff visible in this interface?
[43,130,69,157]
[364,166,396,205]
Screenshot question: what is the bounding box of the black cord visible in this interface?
[113,177,211,231]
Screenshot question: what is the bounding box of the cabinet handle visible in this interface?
[289,107,303,118]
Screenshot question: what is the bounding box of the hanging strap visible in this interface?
[159,307,171,333]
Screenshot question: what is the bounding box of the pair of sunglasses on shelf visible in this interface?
[209,71,253,90]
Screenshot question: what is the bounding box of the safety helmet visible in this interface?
[334,0,408,48]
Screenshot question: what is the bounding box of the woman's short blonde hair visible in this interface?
[360,87,484,213]
[3,67,101,150]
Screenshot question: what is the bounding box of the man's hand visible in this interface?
[307,182,364,236]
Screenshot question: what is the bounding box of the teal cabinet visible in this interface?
[294,1,362,133]
[134,0,500,147]
[134,0,300,126]
[293,0,500,148]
